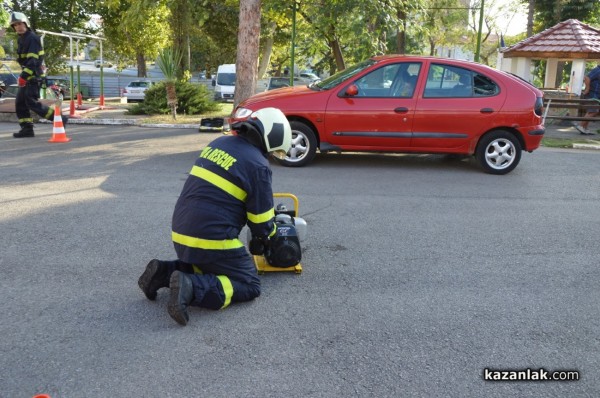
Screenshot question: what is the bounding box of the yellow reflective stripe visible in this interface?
[216,275,234,309]
[247,208,275,224]
[172,231,244,250]
[190,165,247,202]
[25,52,39,59]
[192,265,203,274]
[18,117,34,123]
[269,223,277,237]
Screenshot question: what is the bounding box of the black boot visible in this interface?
[13,123,34,138]
[138,259,169,300]
[62,115,69,126]
[167,271,194,326]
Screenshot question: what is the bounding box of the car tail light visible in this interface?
[534,96,543,117]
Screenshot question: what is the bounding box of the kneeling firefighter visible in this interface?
[138,107,292,326]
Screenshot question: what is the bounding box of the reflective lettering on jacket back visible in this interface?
[199,146,237,171]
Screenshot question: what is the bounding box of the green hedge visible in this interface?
[127,81,220,115]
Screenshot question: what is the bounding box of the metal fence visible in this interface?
[46,74,270,98]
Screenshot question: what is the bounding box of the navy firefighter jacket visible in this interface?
[172,134,276,264]
[17,30,46,81]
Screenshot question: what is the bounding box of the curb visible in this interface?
[38,118,200,129]
[573,143,600,150]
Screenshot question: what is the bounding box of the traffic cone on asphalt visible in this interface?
[48,102,71,143]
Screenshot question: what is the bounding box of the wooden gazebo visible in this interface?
[497,19,600,95]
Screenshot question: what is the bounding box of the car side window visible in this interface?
[354,62,421,98]
[424,64,499,98]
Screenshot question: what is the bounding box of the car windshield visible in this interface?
[217,73,236,86]
[313,59,377,90]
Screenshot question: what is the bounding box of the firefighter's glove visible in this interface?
[249,236,266,255]
[18,77,27,87]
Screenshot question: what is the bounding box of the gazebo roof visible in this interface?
[501,19,600,59]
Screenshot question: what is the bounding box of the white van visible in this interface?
[212,64,236,101]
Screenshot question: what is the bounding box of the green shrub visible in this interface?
[127,81,219,115]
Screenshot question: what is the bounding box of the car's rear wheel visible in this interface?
[274,121,317,167]
[476,130,522,175]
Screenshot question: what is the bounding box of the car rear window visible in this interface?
[424,64,499,98]
[129,82,150,88]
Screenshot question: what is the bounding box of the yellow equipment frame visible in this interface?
[253,193,303,274]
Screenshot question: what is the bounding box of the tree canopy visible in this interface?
[2,0,599,101]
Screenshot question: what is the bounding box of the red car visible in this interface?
[232,55,545,174]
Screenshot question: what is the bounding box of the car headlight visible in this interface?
[233,107,253,119]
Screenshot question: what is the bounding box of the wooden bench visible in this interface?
[542,98,600,123]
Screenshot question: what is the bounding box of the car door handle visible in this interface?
[394,107,409,113]
[480,108,494,113]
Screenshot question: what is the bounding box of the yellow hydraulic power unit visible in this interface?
[251,193,307,274]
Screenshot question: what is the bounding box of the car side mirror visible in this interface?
[345,84,359,97]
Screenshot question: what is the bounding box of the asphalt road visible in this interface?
[1,123,599,397]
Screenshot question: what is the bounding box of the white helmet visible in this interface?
[10,12,31,30]
[242,108,292,159]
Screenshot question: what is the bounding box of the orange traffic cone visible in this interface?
[32,395,51,398]
[48,102,71,143]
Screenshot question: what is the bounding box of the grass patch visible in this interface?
[138,103,233,124]
[541,137,591,148]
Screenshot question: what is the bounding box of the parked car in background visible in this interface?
[94,59,113,68]
[299,72,320,82]
[232,55,545,174]
[0,73,17,97]
[213,64,236,101]
[123,80,154,102]
[265,76,315,91]
[48,78,71,100]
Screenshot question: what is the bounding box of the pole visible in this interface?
[99,40,105,108]
[40,33,46,99]
[76,39,82,108]
[290,1,296,87]
[475,0,485,62]
[68,37,76,116]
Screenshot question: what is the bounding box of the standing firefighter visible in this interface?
[138,107,292,326]
[10,12,67,138]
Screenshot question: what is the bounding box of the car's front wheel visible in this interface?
[274,121,317,167]
[475,130,522,175]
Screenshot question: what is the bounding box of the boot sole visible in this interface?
[138,260,160,301]
[167,272,190,326]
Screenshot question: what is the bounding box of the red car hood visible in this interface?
[240,85,318,107]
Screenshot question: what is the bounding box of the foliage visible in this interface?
[127,81,219,115]
[156,47,184,118]
[156,47,182,82]
[530,0,600,31]
[98,0,170,77]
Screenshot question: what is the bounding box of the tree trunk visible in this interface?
[330,39,345,72]
[136,52,147,78]
[397,8,407,54]
[234,0,261,108]
[257,23,276,79]
[527,0,535,36]
[166,83,177,120]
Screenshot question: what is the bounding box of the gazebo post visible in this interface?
[544,59,559,89]
[513,57,533,83]
[569,60,586,95]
